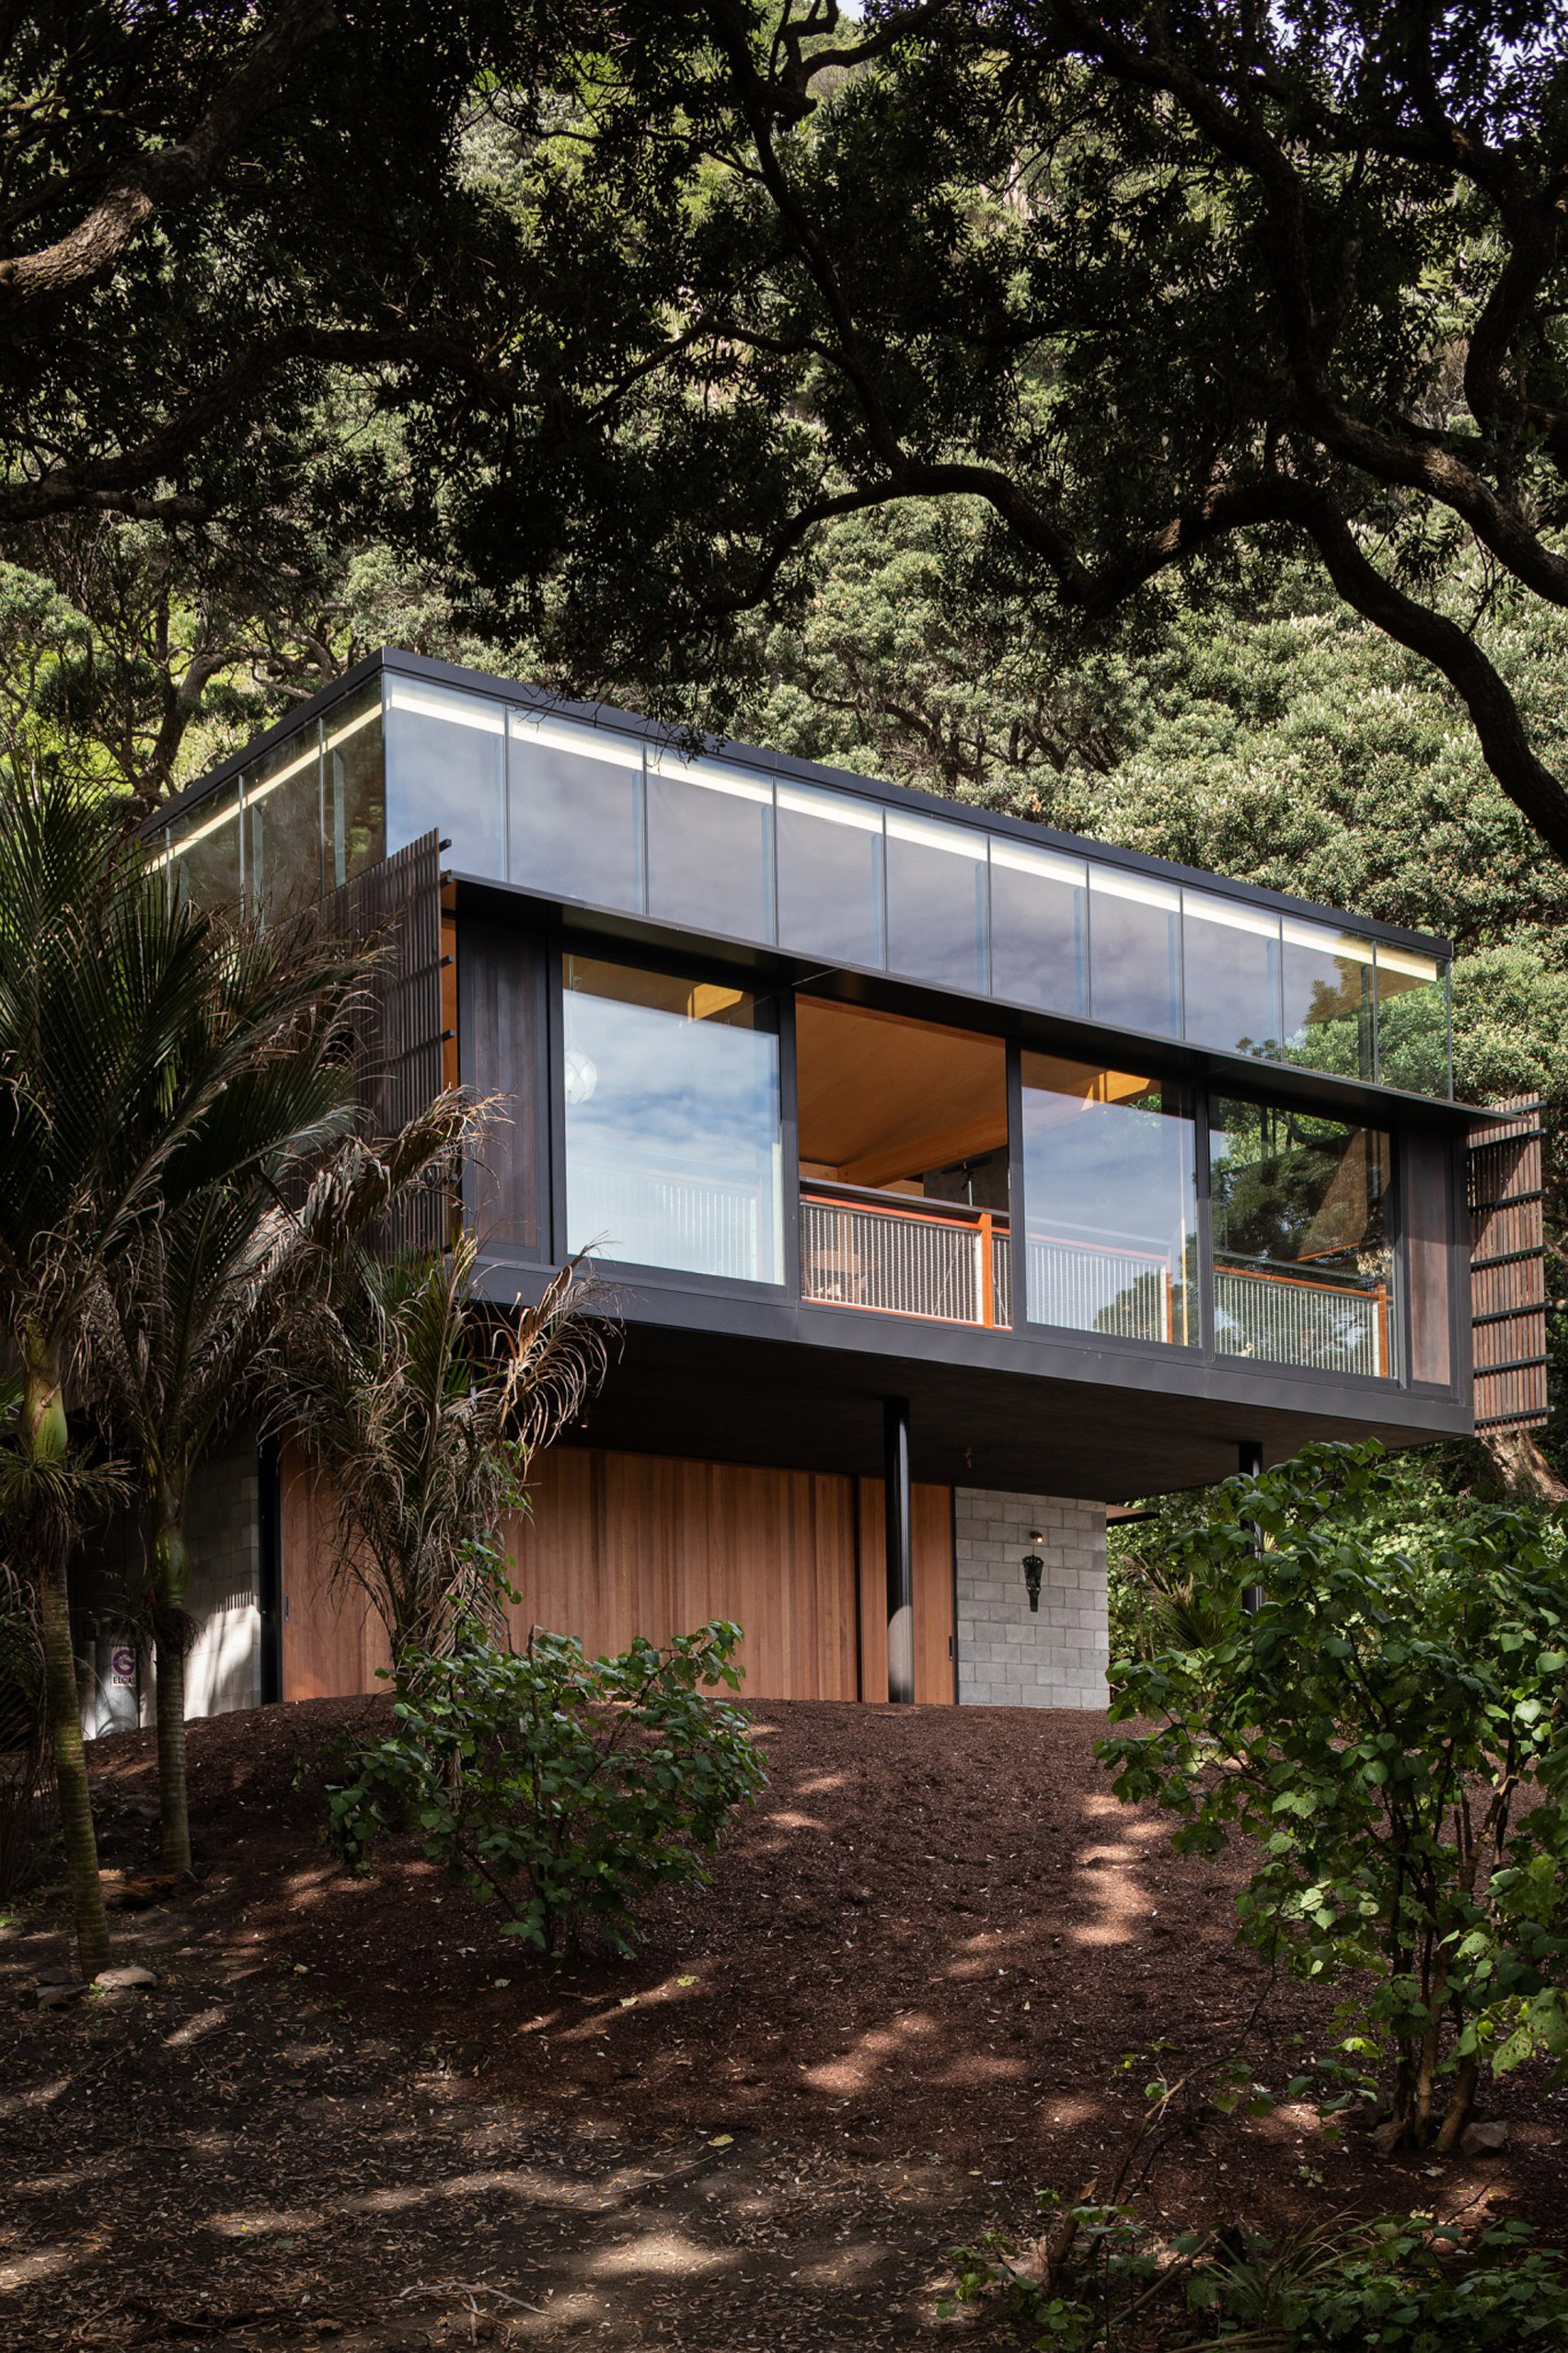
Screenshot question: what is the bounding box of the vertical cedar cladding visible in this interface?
[319,827,449,1253]
[459,915,546,1264]
[1468,1098,1549,1432]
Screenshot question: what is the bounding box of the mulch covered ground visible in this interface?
[3,1697,1567,2349]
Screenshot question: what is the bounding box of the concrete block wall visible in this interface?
[176,1436,263,1719]
[954,1489,1109,1710]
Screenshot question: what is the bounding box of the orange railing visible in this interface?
[801,1183,1010,1328]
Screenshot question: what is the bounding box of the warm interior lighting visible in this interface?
[794,997,1007,1194]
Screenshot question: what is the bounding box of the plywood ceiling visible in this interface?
[795,998,1007,1188]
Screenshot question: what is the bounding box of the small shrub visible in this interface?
[325,1619,767,1956]
[1101,1441,1568,2152]
[941,2206,1568,2351]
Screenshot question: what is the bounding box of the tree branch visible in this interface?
[0,0,339,315]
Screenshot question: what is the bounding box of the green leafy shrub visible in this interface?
[942,2206,1568,2351]
[325,1620,767,1956]
[1101,1441,1568,2152]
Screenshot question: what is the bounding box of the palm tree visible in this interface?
[88,1101,471,1873]
[279,1235,607,1681]
[0,767,365,1973]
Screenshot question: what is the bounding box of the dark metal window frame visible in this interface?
[533,917,1435,1401]
[549,920,795,1307]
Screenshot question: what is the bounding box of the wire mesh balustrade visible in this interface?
[801,1185,1010,1327]
[1214,1256,1390,1377]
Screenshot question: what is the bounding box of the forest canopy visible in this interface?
[2,3,1566,1478]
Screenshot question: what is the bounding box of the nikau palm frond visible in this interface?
[279,1235,608,1669]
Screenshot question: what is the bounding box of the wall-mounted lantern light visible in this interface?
[1023,1531,1045,1612]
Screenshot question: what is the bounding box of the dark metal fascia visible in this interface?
[462,870,1481,1129]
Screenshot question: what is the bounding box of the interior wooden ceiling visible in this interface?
[796,997,1007,1187]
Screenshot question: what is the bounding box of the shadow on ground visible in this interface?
[3,1699,1565,2347]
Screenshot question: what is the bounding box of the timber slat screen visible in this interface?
[320,827,448,1251]
[1469,1096,1549,1432]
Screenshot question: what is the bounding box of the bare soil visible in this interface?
[3,1696,1566,2351]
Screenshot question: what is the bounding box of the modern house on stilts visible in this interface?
[79,651,1548,1728]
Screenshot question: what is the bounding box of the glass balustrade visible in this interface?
[152,669,1453,1098]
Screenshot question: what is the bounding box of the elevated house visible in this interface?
[83,652,1547,1725]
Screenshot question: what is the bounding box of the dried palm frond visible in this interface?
[276,1231,609,1671]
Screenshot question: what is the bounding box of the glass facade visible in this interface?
[386,678,504,877]
[775,780,883,966]
[246,730,321,923]
[1089,870,1182,1038]
[1209,1099,1396,1378]
[150,666,1453,1100]
[989,840,1088,1015]
[884,809,987,990]
[1182,890,1280,1059]
[1020,1054,1197,1344]
[510,709,642,912]
[1375,945,1450,1097]
[561,955,784,1284]
[167,777,244,909]
[323,686,385,892]
[646,750,775,941]
[1281,918,1374,1081]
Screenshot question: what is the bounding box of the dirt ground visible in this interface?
[4,1697,1566,2350]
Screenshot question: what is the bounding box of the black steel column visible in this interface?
[257,1436,283,1705]
[1239,1438,1264,1615]
[884,1395,914,1705]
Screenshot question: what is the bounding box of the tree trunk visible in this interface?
[38,1544,110,1976]
[151,1492,192,1874]
[22,1333,110,1978]
[1435,2055,1481,2156]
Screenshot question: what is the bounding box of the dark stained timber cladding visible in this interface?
[1468,1097,1549,1431]
[320,828,449,1253]
[461,917,544,1262]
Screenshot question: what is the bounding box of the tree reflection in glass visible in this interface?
[1209,1099,1395,1377]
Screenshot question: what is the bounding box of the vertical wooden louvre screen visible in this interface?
[320,828,449,1252]
[1469,1097,1549,1432]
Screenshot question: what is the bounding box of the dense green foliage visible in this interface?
[1102,1444,1568,2153]
[945,2204,1568,2352]
[325,1621,767,1956]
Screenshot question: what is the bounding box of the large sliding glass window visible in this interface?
[509,710,643,911]
[1020,1055,1197,1344]
[562,955,783,1284]
[989,840,1088,1015]
[775,780,883,966]
[1089,869,1182,1036]
[884,809,987,990]
[1209,1100,1396,1378]
[647,751,775,941]
[386,679,505,876]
